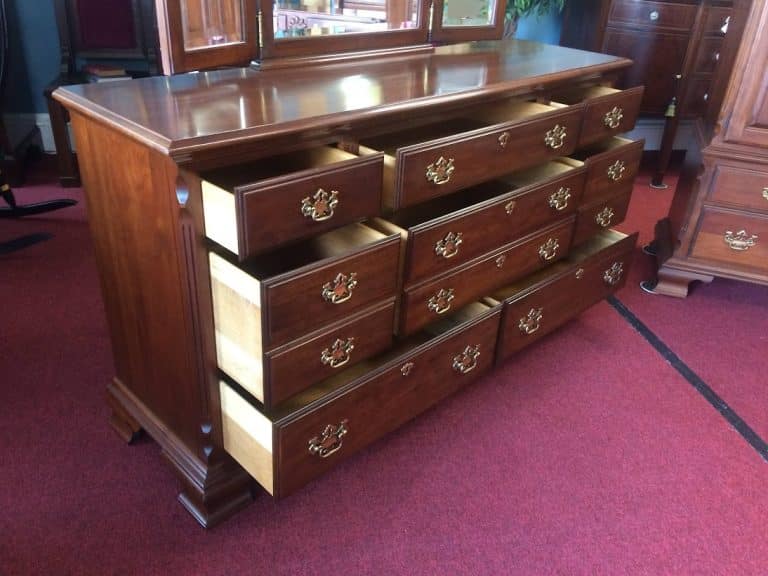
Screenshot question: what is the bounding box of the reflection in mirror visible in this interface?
[180,0,246,49]
[441,0,496,26]
[274,0,420,38]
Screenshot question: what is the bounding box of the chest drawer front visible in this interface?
[690,208,768,273]
[399,218,575,336]
[578,137,643,204]
[572,184,633,246]
[202,148,383,260]
[495,231,637,361]
[707,163,768,212]
[401,165,586,287]
[703,6,732,37]
[693,37,724,74]
[608,0,698,31]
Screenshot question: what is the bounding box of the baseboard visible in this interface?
[3,113,56,153]
[624,117,697,151]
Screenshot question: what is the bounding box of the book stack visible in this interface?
[83,64,130,83]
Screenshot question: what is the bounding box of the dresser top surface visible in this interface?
[54,39,630,156]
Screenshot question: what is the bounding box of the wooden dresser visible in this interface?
[54,40,643,526]
[648,0,768,296]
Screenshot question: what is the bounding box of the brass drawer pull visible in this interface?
[301,188,338,222]
[518,307,543,335]
[434,231,463,259]
[495,254,506,268]
[761,187,768,201]
[426,156,455,185]
[607,160,626,182]
[322,272,358,304]
[452,344,480,375]
[498,131,510,149]
[595,206,615,228]
[603,106,624,129]
[320,337,355,369]
[308,420,349,458]
[603,261,624,286]
[427,288,455,315]
[401,361,415,376]
[649,9,659,21]
[538,237,560,261]
[544,124,567,149]
[724,230,758,251]
[548,187,571,211]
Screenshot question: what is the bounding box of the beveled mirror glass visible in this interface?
[180,0,247,49]
[441,0,497,27]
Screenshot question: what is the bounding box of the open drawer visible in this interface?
[489,230,638,363]
[371,158,586,287]
[210,222,401,400]
[219,301,501,498]
[572,137,644,205]
[201,146,384,261]
[359,99,584,209]
[572,183,634,246]
[548,85,644,147]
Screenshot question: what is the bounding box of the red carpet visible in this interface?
[2,158,767,575]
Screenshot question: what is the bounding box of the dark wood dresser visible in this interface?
[647,0,768,296]
[53,40,644,526]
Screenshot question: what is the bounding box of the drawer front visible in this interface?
[274,306,501,497]
[572,185,633,246]
[400,219,574,336]
[403,169,586,286]
[608,0,697,31]
[578,86,644,147]
[707,162,768,212]
[264,301,395,408]
[680,74,712,117]
[693,37,724,74]
[264,236,400,347]
[236,155,383,260]
[690,208,768,273]
[496,232,637,361]
[581,139,643,204]
[703,6,732,37]
[394,107,583,208]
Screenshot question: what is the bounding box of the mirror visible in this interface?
[180,0,247,49]
[441,0,497,27]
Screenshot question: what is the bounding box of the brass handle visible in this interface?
[761,187,768,201]
[607,160,626,182]
[544,124,567,150]
[452,344,480,375]
[426,156,455,185]
[321,272,358,304]
[518,307,543,335]
[595,206,615,228]
[538,237,560,261]
[603,106,624,129]
[498,131,510,149]
[308,420,349,458]
[401,362,414,376]
[495,254,506,268]
[548,187,571,211]
[603,261,624,286]
[724,230,758,251]
[575,268,585,279]
[320,337,355,369]
[649,9,659,21]
[427,288,455,315]
[301,188,338,222]
[504,200,516,215]
[434,231,463,259]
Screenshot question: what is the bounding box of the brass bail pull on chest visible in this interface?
[425,156,455,185]
[603,106,624,129]
[452,344,480,374]
[724,230,758,251]
[308,420,349,458]
[301,188,339,221]
[322,272,358,304]
[544,124,567,149]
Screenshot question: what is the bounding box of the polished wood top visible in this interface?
[54,39,630,158]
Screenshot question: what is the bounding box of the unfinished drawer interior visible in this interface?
[201,146,384,260]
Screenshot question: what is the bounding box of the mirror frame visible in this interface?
[430,0,506,42]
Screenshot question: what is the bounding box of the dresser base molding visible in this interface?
[107,379,254,528]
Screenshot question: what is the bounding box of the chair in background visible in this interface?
[45,0,160,187]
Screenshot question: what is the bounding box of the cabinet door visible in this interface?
[155,0,259,74]
[602,26,689,115]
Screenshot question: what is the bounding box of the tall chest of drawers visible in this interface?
[54,40,643,527]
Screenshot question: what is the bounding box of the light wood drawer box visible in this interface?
[209,222,401,355]
[398,218,575,336]
[374,158,585,287]
[491,230,638,362]
[706,162,768,212]
[573,137,643,204]
[359,100,584,209]
[690,208,768,274]
[572,184,633,246]
[201,147,384,261]
[550,85,644,147]
[608,0,697,31]
[220,302,501,498]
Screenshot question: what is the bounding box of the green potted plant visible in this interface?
[504,0,565,38]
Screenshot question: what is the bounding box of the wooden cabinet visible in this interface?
[53,40,643,527]
[647,0,768,296]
